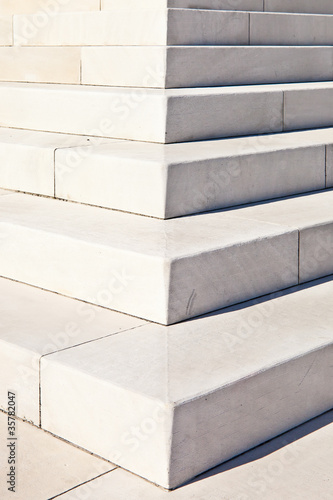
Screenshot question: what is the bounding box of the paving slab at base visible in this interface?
[0,127,118,196]
[40,277,333,489]
[0,192,299,324]
[0,277,145,424]
[81,46,333,88]
[55,128,330,218]
[0,412,115,500]
[55,411,333,499]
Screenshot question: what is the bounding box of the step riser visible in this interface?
[102,0,265,11]
[250,12,333,46]
[4,0,333,15]
[3,46,333,89]
[11,10,333,48]
[265,0,333,14]
[13,10,247,47]
[84,47,333,88]
[169,347,333,488]
[2,84,333,144]
[55,141,327,218]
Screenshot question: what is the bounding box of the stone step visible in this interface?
[1,189,333,323]
[2,272,332,490]
[0,190,298,324]
[1,126,331,218]
[55,128,333,218]
[2,82,333,143]
[0,0,100,16]
[12,9,333,47]
[38,277,333,489]
[82,45,333,89]
[3,45,333,88]
[103,0,333,15]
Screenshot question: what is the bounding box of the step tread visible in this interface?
[0,191,296,258]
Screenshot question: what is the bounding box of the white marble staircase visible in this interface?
[0,0,333,491]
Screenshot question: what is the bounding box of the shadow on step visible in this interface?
[182,410,333,487]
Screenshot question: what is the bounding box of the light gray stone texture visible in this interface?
[41,278,333,488]
[250,12,333,45]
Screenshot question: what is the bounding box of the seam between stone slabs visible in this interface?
[0,275,162,324]
[48,470,117,500]
[0,409,117,467]
[38,322,149,428]
[0,408,118,498]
